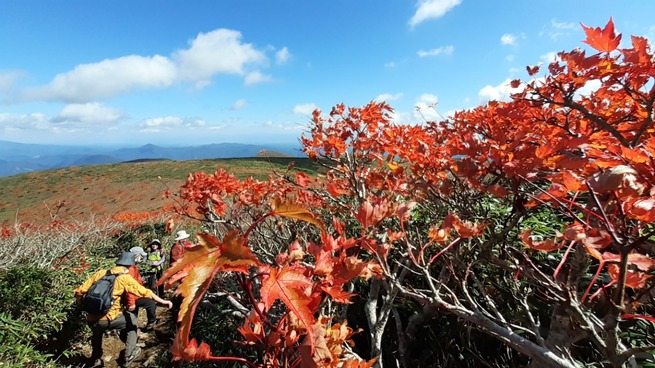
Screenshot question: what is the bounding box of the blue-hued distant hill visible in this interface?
[0,140,303,178]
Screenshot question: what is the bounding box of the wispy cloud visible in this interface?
[417,45,454,57]
[276,47,292,64]
[293,103,318,115]
[374,93,403,102]
[0,112,49,132]
[140,116,207,132]
[0,71,24,95]
[244,71,273,86]
[409,0,461,28]
[229,99,247,111]
[540,51,559,64]
[544,19,577,40]
[501,33,517,46]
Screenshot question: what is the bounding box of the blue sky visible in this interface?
[1,1,654,148]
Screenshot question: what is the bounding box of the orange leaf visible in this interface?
[624,197,655,222]
[621,146,650,164]
[428,225,450,243]
[299,322,332,368]
[445,213,487,238]
[271,198,326,232]
[486,184,510,197]
[608,264,652,289]
[296,172,310,187]
[581,17,622,52]
[218,230,261,273]
[171,337,213,361]
[321,285,356,304]
[520,230,564,252]
[260,265,315,344]
[158,232,259,361]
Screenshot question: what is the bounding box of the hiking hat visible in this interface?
[175,230,190,241]
[129,246,147,258]
[115,252,136,266]
[149,239,161,246]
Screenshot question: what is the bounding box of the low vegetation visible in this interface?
[2,18,655,368]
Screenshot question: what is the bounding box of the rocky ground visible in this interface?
[65,302,176,368]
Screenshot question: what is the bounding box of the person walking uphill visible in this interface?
[145,239,166,296]
[128,246,159,331]
[74,252,173,367]
[170,230,192,264]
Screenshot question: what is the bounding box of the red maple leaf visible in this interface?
[158,231,260,361]
[260,265,315,338]
[581,17,622,52]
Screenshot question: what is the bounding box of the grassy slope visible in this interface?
[0,157,319,226]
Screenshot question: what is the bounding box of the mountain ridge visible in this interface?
[0,140,303,178]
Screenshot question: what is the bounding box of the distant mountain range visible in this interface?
[0,140,304,178]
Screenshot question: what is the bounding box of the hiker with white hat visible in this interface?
[170,230,192,265]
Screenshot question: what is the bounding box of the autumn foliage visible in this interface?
[162,19,655,368]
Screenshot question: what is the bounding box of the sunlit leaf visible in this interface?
[581,17,621,52]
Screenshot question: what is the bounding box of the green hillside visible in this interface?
[0,157,318,225]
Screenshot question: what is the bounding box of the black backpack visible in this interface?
[81,270,118,315]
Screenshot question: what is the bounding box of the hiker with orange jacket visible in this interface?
[74,252,173,367]
[127,246,159,331]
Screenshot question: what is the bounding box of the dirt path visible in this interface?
[66,303,177,368]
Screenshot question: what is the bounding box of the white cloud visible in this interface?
[142,116,183,129]
[478,79,525,103]
[139,116,209,132]
[501,33,517,46]
[23,55,176,103]
[417,45,454,57]
[575,79,602,99]
[53,103,123,123]
[374,93,403,102]
[409,0,461,28]
[293,103,318,115]
[262,120,305,132]
[413,93,441,122]
[385,61,398,68]
[174,29,268,84]
[540,51,559,64]
[0,112,49,131]
[276,47,291,64]
[230,99,247,110]
[15,28,279,103]
[244,71,272,86]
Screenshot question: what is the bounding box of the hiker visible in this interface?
[145,239,166,296]
[170,230,192,264]
[128,246,159,331]
[74,252,173,367]
[169,230,193,322]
